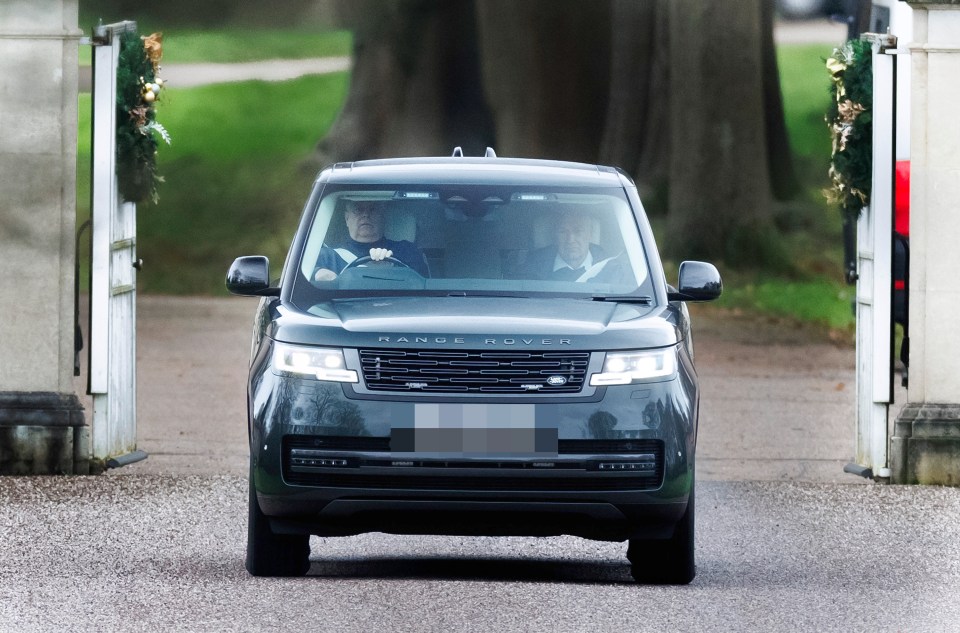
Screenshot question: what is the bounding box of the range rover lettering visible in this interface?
[227,150,722,584]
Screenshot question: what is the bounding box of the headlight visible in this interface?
[589,347,677,386]
[272,342,358,383]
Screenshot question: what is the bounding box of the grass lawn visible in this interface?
[778,43,837,161]
[657,42,854,337]
[716,42,855,336]
[77,72,349,295]
[76,36,856,335]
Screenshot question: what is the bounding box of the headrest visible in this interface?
[385,208,416,242]
[532,212,600,249]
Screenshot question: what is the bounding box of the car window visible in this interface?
[293,184,652,304]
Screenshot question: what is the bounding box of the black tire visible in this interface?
[245,473,311,577]
[627,484,696,585]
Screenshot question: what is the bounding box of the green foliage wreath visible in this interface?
[116,31,170,204]
[825,39,872,219]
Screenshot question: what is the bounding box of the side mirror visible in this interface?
[226,256,279,296]
[668,261,722,302]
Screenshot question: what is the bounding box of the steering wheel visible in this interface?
[340,255,412,274]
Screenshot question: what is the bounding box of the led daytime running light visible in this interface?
[590,348,677,386]
[273,343,358,383]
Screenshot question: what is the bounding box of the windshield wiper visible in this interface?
[446,291,530,298]
[590,294,653,304]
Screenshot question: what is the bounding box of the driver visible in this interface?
[314,200,429,281]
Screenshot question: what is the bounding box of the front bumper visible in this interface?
[248,358,698,541]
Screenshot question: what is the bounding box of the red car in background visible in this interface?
[895,160,909,378]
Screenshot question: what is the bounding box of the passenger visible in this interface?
[314,200,429,281]
[516,212,609,281]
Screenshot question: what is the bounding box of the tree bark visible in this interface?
[665,0,783,266]
[598,0,670,200]
[308,0,494,167]
[760,0,800,200]
[311,0,797,268]
[473,0,611,162]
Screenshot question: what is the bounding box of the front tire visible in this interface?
[627,484,696,584]
[245,472,310,577]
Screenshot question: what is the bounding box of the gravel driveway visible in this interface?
[0,297,950,633]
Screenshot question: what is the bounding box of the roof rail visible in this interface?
[451,146,497,157]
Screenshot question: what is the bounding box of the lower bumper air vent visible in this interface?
[282,436,664,491]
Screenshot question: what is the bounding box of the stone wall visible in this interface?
[892,1,960,485]
[0,1,87,474]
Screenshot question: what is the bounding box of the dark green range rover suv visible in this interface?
[227,152,721,583]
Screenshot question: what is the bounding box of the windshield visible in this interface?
[290,184,653,306]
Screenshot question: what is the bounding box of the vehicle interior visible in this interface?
[298,187,652,296]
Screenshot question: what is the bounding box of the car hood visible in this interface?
[268,296,682,351]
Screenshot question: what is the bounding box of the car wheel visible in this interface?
[245,471,311,577]
[627,483,696,585]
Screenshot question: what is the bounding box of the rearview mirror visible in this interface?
[668,261,722,302]
[226,256,279,296]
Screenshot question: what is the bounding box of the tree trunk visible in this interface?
[473,0,611,162]
[311,0,797,269]
[308,0,494,167]
[665,0,783,267]
[598,0,670,202]
[760,0,800,200]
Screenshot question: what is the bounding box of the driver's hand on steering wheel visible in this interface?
[369,247,393,261]
[314,248,398,282]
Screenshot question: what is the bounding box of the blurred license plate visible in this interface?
[391,404,557,456]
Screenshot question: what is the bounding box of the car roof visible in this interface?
[317,156,632,188]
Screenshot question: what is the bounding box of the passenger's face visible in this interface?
[556,215,592,267]
[345,202,385,243]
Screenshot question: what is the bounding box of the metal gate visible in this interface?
[88,21,145,468]
[847,33,898,481]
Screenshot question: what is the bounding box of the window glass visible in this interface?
[292,184,652,304]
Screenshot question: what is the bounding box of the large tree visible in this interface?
[312,0,494,161]
[666,0,795,265]
[472,0,611,162]
[309,0,797,266]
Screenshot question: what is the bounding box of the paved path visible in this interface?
[78,56,351,92]
[159,57,351,88]
[774,16,848,44]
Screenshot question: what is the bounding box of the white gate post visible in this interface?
[891,0,960,485]
[848,33,898,481]
[89,21,144,467]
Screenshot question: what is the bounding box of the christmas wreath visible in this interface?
[116,31,170,204]
[825,39,872,219]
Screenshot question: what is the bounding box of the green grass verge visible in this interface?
[755,42,855,333]
[76,37,857,335]
[657,250,854,336]
[656,43,855,335]
[77,72,350,294]
[78,28,351,65]
[778,43,836,162]
[717,273,855,331]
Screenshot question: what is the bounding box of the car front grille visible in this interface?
[357,348,590,394]
[282,435,664,491]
